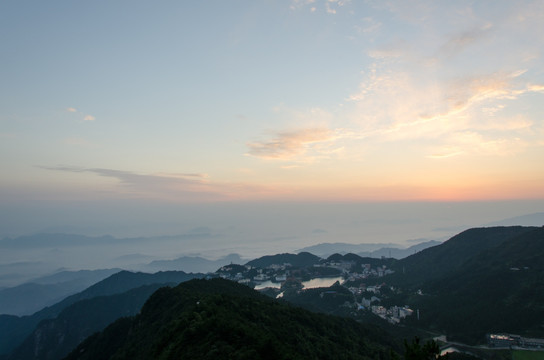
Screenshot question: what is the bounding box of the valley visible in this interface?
[0,226,543,359]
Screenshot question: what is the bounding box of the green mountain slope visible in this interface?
[65,278,400,360]
[6,284,167,360]
[0,271,203,357]
[245,252,321,268]
[405,226,544,343]
[326,253,397,268]
[388,226,537,288]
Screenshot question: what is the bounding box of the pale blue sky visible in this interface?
[1,1,543,240]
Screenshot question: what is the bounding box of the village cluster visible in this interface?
[215,256,415,324]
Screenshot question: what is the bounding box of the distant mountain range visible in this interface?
[142,253,246,273]
[245,252,321,268]
[0,271,204,358]
[0,269,120,316]
[1,225,543,358]
[6,284,167,360]
[0,234,118,249]
[0,232,213,249]
[0,254,245,317]
[297,240,441,259]
[486,212,544,226]
[0,232,242,288]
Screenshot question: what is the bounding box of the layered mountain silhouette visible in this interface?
[6,285,166,360]
[297,240,441,259]
[143,253,245,273]
[64,278,399,360]
[1,226,543,359]
[0,269,121,316]
[0,271,203,358]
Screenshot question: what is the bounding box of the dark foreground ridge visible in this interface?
[402,226,544,343]
[65,278,400,360]
[0,271,203,358]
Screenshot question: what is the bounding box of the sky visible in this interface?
[1,1,544,243]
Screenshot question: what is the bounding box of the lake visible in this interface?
[301,277,344,289]
[254,276,344,290]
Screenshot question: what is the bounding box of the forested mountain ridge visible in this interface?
[297,240,442,259]
[245,252,321,268]
[0,271,203,357]
[326,253,397,267]
[389,226,544,343]
[388,226,538,288]
[6,285,167,360]
[408,226,544,342]
[64,278,400,360]
[2,226,542,359]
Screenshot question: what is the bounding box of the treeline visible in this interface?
[65,278,400,360]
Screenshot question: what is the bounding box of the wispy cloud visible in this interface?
[290,0,316,11]
[66,107,96,122]
[40,166,218,200]
[427,132,529,159]
[384,71,543,141]
[355,17,382,34]
[438,24,493,58]
[346,53,544,144]
[39,166,284,201]
[325,2,336,14]
[426,150,464,159]
[370,1,434,24]
[326,0,350,14]
[442,71,530,114]
[528,84,544,93]
[290,0,348,14]
[246,128,336,160]
[342,1,544,162]
[248,65,542,166]
[367,40,407,59]
[67,167,204,184]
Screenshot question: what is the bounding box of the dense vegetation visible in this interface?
[245,252,321,268]
[3,226,544,359]
[388,226,537,288]
[0,271,202,357]
[65,278,400,360]
[326,253,397,268]
[6,284,167,360]
[282,282,355,314]
[394,227,544,343]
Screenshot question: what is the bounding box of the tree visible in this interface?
[403,337,441,360]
